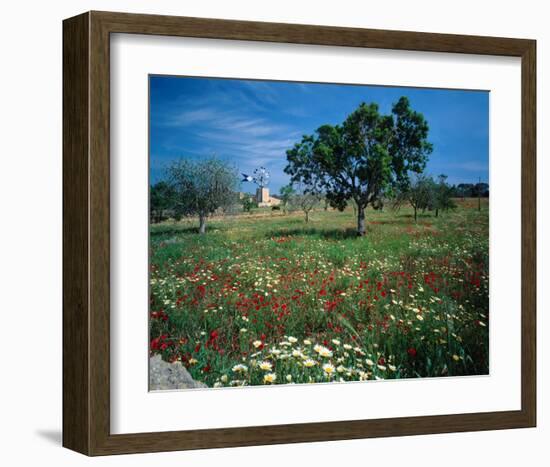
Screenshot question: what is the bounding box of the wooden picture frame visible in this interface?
[63,10,536,456]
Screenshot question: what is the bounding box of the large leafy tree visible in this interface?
[167,158,238,234]
[285,97,432,235]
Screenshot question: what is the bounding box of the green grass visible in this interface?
[149,199,489,388]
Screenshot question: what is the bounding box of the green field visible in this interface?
[149,198,489,388]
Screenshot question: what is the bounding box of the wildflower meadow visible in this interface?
[149,199,489,389]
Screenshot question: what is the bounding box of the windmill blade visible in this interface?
[253,167,270,187]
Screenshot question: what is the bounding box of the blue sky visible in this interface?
[150,76,489,194]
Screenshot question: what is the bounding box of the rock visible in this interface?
[149,354,207,390]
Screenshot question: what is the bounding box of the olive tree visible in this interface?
[279,184,295,214]
[433,174,456,217]
[406,174,435,221]
[393,174,456,221]
[290,183,322,223]
[167,158,238,234]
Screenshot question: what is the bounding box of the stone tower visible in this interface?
[256,187,270,207]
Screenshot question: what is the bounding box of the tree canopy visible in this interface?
[167,158,239,234]
[150,181,175,224]
[285,97,432,235]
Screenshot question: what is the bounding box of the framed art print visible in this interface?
[63,11,536,455]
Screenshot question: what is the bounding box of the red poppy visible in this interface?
[150,337,161,350]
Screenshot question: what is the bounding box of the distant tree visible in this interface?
[401,174,434,221]
[392,174,456,220]
[456,183,474,199]
[279,184,295,214]
[474,181,489,212]
[285,97,432,236]
[476,182,489,197]
[150,181,175,223]
[372,198,385,211]
[167,158,239,234]
[241,196,257,214]
[433,175,457,217]
[452,181,488,203]
[290,183,322,223]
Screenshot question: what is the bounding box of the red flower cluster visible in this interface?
[205,329,220,350]
[150,310,168,321]
[150,334,172,351]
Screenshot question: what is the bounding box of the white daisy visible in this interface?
[259,361,273,371]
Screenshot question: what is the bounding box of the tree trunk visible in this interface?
[357,205,366,236]
[414,207,417,222]
[198,213,206,234]
[435,208,439,218]
[305,210,309,223]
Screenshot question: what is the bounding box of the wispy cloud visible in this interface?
[194,125,299,167]
[155,99,302,170]
[166,107,270,133]
[238,80,279,105]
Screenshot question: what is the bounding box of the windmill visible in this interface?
[241,166,270,188]
[241,167,273,206]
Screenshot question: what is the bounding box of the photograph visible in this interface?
[148,75,490,390]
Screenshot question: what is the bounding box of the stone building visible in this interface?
[256,187,281,207]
